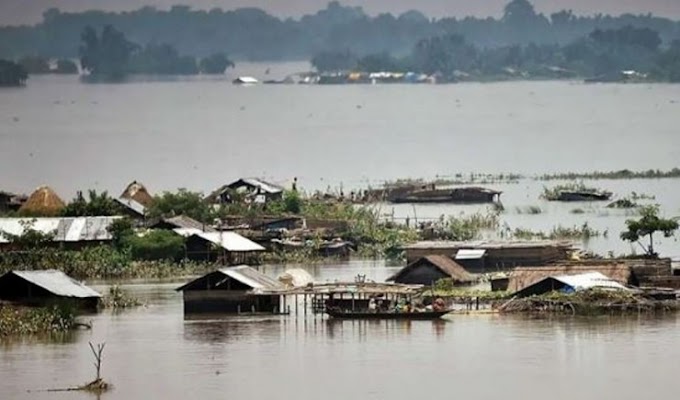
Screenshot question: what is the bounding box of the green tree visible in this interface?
[199,53,235,74]
[620,205,679,256]
[0,59,28,86]
[55,59,78,74]
[107,218,134,249]
[412,34,478,78]
[129,43,198,75]
[18,55,50,74]
[62,190,120,217]
[127,230,185,261]
[79,25,138,78]
[147,189,214,223]
[311,50,358,72]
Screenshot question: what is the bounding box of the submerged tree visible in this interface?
[199,53,235,74]
[79,25,138,78]
[620,205,678,257]
[0,59,28,86]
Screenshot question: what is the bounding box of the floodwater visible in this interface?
[1,261,680,399]
[1,74,679,257]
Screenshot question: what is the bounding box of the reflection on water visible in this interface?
[2,271,680,399]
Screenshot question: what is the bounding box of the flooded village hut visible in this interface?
[206,178,284,204]
[507,263,636,294]
[512,272,629,298]
[183,231,265,264]
[0,216,120,251]
[176,265,283,313]
[18,186,65,216]
[0,270,101,310]
[402,240,573,268]
[387,255,477,286]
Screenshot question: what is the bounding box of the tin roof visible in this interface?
[2,270,101,298]
[115,197,147,216]
[229,178,283,194]
[176,265,283,292]
[191,231,265,252]
[0,217,120,243]
[455,249,487,260]
[552,272,628,291]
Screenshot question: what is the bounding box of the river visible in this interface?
[1,261,679,399]
[1,74,680,257]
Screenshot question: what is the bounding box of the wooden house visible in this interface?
[176,266,283,313]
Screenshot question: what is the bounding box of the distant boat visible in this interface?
[233,76,258,85]
[553,190,612,201]
[390,187,502,204]
[326,307,449,320]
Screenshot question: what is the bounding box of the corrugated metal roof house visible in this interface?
[184,231,265,264]
[0,270,101,310]
[176,265,283,313]
[0,217,121,249]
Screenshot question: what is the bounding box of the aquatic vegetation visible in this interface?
[538,168,680,181]
[515,205,542,214]
[541,182,606,200]
[101,285,142,309]
[607,198,639,209]
[443,211,500,241]
[509,222,600,241]
[570,208,586,214]
[0,304,76,336]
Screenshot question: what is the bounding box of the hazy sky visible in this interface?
[2,0,680,26]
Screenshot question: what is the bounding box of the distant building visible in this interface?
[183,231,265,264]
[116,180,154,220]
[387,255,477,286]
[507,263,637,294]
[0,270,101,310]
[149,215,215,232]
[176,266,283,313]
[511,272,629,298]
[206,178,284,205]
[0,216,121,251]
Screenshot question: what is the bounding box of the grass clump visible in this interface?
[0,304,76,336]
[101,285,142,309]
[509,222,601,241]
[515,205,542,214]
[541,182,606,200]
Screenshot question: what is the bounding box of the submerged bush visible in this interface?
[0,304,76,336]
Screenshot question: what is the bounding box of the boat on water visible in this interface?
[325,307,449,320]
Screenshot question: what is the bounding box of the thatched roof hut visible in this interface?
[387,255,477,286]
[508,263,636,293]
[120,181,154,208]
[18,186,65,216]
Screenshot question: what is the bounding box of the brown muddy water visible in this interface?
[2,260,680,399]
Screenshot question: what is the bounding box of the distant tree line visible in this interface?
[0,0,679,62]
[311,25,680,82]
[79,25,234,79]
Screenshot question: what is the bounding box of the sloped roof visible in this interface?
[387,255,476,283]
[1,270,101,298]
[512,272,628,298]
[190,231,265,252]
[160,215,215,232]
[120,181,154,208]
[176,265,283,292]
[19,186,65,216]
[278,268,313,287]
[0,217,120,243]
[115,197,146,216]
[508,264,633,293]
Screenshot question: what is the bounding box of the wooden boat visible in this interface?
[326,307,449,320]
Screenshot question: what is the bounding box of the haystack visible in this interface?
[120,181,154,208]
[18,186,65,216]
